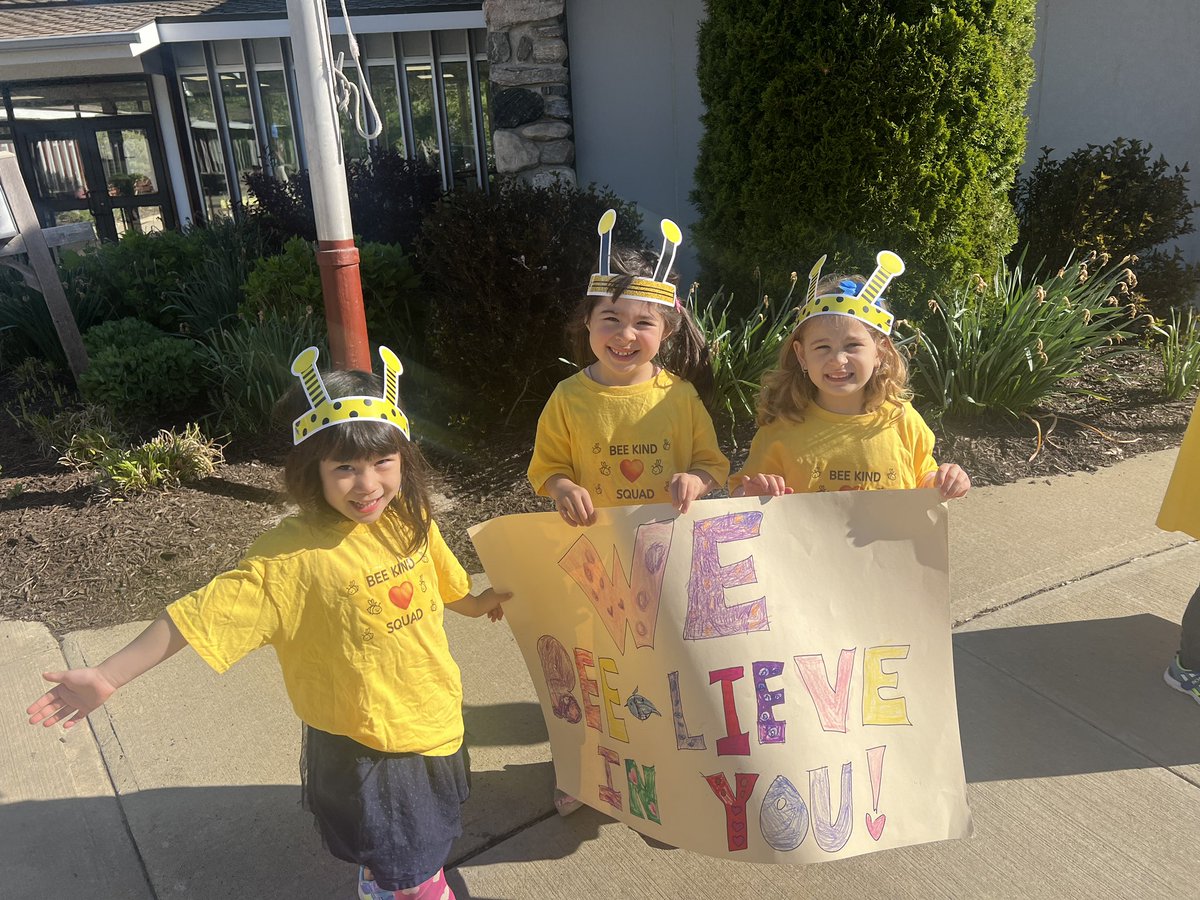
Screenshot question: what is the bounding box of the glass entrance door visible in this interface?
[21,117,172,242]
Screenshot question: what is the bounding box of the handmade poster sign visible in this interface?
[469,490,971,864]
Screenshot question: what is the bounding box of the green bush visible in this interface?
[416,181,645,425]
[0,267,112,369]
[200,312,326,437]
[79,318,204,417]
[61,218,272,332]
[1014,139,1200,317]
[692,1,1037,316]
[241,237,422,355]
[910,252,1136,419]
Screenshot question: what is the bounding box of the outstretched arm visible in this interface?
[447,588,512,622]
[27,612,190,730]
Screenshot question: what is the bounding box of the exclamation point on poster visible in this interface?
[866,745,886,841]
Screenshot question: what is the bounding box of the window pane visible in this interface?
[115,205,164,237]
[477,59,494,178]
[440,60,476,186]
[252,38,282,65]
[405,63,439,170]
[7,80,152,119]
[28,135,88,199]
[180,74,232,219]
[218,71,260,203]
[258,70,299,179]
[97,128,157,196]
[368,64,403,153]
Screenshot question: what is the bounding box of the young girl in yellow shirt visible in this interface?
[528,210,730,526]
[27,347,508,900]
[731,251,970,500]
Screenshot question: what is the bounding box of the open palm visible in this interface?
[27,668,118,729]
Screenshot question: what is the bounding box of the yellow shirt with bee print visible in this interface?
[528,369,730,507]
[167,510,470,754]
[729,401,939,494]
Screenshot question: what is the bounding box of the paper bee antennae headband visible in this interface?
[586,208,682,307]
[289,345,411,445]
[800,251,906,335]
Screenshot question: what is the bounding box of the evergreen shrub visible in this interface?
[692,0,1037,317]
[416,181,645,426]
[79,318,204,417]
[1014,138,1200,316]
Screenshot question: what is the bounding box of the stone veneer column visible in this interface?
[484,0,575,187]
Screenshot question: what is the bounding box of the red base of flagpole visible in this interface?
[316,238,371,371]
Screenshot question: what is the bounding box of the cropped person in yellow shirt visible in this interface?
[1158,393,1200,704]
[528,212,729,815]
[26,348,508,900]
[730,252,970,500]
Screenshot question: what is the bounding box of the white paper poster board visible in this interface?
[469,490,971,864]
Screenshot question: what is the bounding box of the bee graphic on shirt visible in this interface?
[419,574,428,593]
[599,461,611,477]
[362,628,375,642]
[811,464,822,481]
[662,437,672,451]
[651,459,664,475]
[594,484,604,495]
[887,467,898,482]
[366,597,382,616]
[592,442,602,454]
[345,580,360,596]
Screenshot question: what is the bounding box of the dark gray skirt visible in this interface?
[301,726,470,892]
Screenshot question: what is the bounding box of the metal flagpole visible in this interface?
[284,0,370,371]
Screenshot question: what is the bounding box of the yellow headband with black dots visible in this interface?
[799,251,905,335]
[289,345,410,445]
[586,208,682,308]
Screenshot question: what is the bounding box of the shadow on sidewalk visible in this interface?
[0,757,593,900]
[954,614,1200,782]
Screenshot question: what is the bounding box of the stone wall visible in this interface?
[484,0,575,187]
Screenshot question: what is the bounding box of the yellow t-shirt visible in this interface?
[1158,393,1200,539]
[167,510,470,754]
[729,401,938,494]
[528,369,730,507]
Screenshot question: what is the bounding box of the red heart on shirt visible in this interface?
[619,459,644,482]
[389,582,414,609]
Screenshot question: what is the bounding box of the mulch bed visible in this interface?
[2,351,1194,636]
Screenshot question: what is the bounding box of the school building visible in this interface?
[1,0,1196,275]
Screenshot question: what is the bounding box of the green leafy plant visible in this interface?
[417,181,646,426]
[1014,139,1200,317]
[200,312,326,436]
[241,237,421,354]
[93,423,224,494]
[60,217,272,332]
[0,266,112,369]
[693,1,1037,316]
[79,318,204,417]
[910,253,1137,419]
[693,277,799,441]
[1150,306,1200,400]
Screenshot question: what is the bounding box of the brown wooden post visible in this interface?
[0,151,90,381]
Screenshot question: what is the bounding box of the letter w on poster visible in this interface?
[469,491,971,863]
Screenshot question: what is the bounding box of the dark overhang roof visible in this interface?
[0,0,480,41]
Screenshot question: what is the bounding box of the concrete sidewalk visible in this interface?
[4,449,1199,899]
